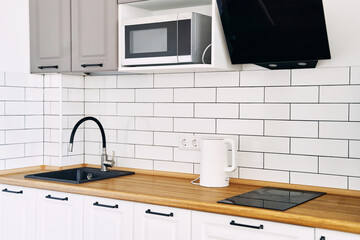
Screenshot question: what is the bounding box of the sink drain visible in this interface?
[87,173,93,180]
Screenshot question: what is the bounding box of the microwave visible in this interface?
[122,12,212,66]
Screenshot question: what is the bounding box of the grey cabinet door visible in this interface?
[71,0,118,72]
[29,0,71,73]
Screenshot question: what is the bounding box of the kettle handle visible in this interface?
[223,138,237,172]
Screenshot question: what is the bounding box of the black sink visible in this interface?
[24,167,135,184]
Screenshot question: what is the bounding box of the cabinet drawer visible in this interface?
[316,228,360,240]
[192,211,314,240]
[84,196,133,240]
[134,202,191,240]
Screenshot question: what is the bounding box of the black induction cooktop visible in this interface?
[218,187,325,211]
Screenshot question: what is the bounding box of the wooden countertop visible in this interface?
[0,165,360,235]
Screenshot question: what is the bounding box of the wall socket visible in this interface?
[179,136,201,151]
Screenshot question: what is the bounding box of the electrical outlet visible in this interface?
[178,136,201,151]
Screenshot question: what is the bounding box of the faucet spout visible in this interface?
[69,116,114,172]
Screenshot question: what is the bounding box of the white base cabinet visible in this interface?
[192,211,314,240]
[134,203,191,240]
[36,189,83,240]
[316,228,360,240]
[0,184,36,240]
[84,196,134,240]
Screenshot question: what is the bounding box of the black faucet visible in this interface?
[69,116,115,171]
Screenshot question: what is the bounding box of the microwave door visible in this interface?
[123,21,178,66]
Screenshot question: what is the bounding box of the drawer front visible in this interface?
[316,228,360,240]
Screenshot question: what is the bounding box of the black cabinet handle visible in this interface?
[93,201,118,209]
[320,237,326,240]
[38,65,58,69]
[45,194,68,201]
[81,63,103,68]
[230,220,264,229]
[2,188,23,194]
[145,209,174,217]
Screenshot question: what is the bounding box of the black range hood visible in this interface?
[217,0,331,69]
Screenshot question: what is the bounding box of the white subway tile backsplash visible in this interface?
[240,136,289,153]
[25,116,44,129]
[0,72,5,85]
[195,103,238,118]
[100,89,134,102]
[4,72,28,87]
[320,85,360,103]
[62,75,84,88]
[240,70,290,87]
[62,102,84,115]
[292,67,349,86]
[107,143,135,158]
[84,141,101,155]
[240,104,289,120]
[217,88,264,103]
[265,120,318,138]
[237,151,263,168]
[349,177,360,191]
[320,157,360,177]
[174,118,215,133]
[6,129,43,144]
[154,132,188,147]
[350,104,360,121]
[5,156,43,169]
[84,128,115,143]
[44,88,60,101]
[291,138,348,157]
[135,117,173,132]
[0,144,24,159]
[291,104,348,121]
[6,102,43,115]
[0,116,24,129]
[195,71,239,87]
[320,122,360,140]
[116,157,153,170]
[154,161,193,174]
[154,103,193,117]
[349,141,360,158]
[85,103,116,116]
[350,66,360,84]
[217,119,263,135]
[117,130,153,145]
[66,89,84,102]
[96,116,134,130]
[85,89,100,102]
[117,74,153,88]
[117,103,153,117]
[25,142,43,157]
[174,88,216,102]
[84,76,116,89]
[136,89,172,102]
[174,148,201,163]
[240,168,289,183]
[25,88,43,101]
[265,153,318,173]
[154,73,193,88]
[0,131,4,144]
[28,74,44,88]
[0,87,25,101]
[135,145,172,161]
[265,86,318,103]
[0,102,4,115]
[290,172,347,189]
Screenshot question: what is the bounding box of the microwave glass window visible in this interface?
[130,28,168,54]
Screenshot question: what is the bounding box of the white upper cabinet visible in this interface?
[84,195,134,240]
[0,184,36,240]
[36,189,83,240]
[134,202,191,240]
[192,211,315,240]
[316,228,360,240]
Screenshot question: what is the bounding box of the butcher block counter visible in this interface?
[0,165,360,235]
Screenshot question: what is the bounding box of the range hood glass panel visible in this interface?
[217,0,331,64]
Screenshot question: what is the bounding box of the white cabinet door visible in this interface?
[192,211,314,240]
[84,195,133,240]
[134,203,191,240]
[0,184,36,240]
[36,189,83,240]
[316,228,360,240]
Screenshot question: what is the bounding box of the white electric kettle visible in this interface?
[199,138,237,187]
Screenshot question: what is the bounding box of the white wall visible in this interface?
[0,0,30,73]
